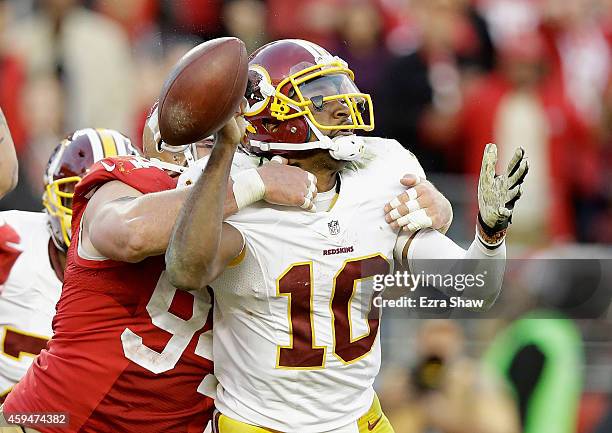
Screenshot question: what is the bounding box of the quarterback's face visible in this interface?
[308,99,353,140]
[299,74,365,139]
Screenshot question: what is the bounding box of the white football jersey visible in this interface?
[0,211,61,401]
[211,138,425,432]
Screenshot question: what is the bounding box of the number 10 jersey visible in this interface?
[211,138,425,432]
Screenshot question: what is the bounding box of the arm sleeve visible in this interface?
[396,228,506,308]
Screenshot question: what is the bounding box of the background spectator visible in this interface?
[7,0,135,135]
[0,0,25,153]
[1,0,136,211]
[222,0,268,54]
[381,320,520,433]
[377,0,495,173]
[334,0,390,96]
[459,31,600,244]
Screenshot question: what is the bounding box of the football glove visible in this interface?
[477,143,528,247]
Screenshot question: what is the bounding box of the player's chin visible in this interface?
[331,129,355,138]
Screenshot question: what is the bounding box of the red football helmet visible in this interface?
[43,128,139,251]
[243,39,373,159]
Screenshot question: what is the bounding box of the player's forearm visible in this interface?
[166,141,238,289]
[108,188,191,261]
[90,182,237,263]
[121,187,238,258]
[0,109,18,198]
[403,229,506,309]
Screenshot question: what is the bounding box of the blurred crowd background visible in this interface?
[0,0,611,432]
[0,0,611,246]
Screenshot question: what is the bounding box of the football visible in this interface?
[158,37,249,146]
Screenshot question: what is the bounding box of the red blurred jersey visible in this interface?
[3,157,216,433]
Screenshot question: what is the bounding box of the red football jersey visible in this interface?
[3,157,216,433]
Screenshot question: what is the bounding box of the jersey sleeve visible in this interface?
[75,156,177,200]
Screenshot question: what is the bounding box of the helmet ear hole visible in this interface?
[263,121,280,133]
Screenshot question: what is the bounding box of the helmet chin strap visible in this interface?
[303,117,364,161]
[249,118,364,161]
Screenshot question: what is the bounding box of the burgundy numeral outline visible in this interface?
[0,327,49,402]
[276,254,390,369]
[1,327,48,361]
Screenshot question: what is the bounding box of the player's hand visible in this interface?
[215,116,248,147]
[215,111,249,148]
[477,143,528,245]
[384,175,453,234]
[257,156,318,212]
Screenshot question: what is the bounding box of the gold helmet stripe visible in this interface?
[96,128,118,157]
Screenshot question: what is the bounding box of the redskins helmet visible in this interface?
[43,128,139,251]
[244,39,373,160]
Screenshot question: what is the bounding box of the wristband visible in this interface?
[232,169,266,210]
[476,219,506,249]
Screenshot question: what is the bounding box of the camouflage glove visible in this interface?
[477,143,528,247]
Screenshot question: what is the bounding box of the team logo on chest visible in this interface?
[328,220,340,236]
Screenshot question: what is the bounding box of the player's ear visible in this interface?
[264,122,279,133]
